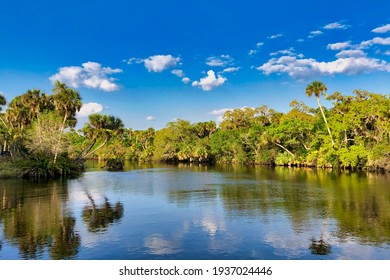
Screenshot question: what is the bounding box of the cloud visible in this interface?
[335,49,366,58]
[125,57,144,64]
[144,55,180,72]
[208,107,254,122]
[372,24,390,33]
[270,48,296,56]
[171,69,185,77]
[323,22,350,30]
[256,42,264,48]
[327,41,351,50]
[144,234,179,255]
[268,34,283,39]
[146,115,156,121]
[77,102,104,117]
[222,67,240,73]
[181,77,191,84]
[192,70,227,91]
[207,108,232,122]
[50,62,122,92]
[248,49,257,55]
[360,37,390,48]
[206,55,233,67]
[385,51,390,56]
[208,108,232,116]
[309,30,323,37]
[257,53,390,80]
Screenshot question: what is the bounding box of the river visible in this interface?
[1,162,390,259]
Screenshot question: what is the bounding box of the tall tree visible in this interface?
[306,81,335,146]
[80,114,124,159]
[52,81,82,131]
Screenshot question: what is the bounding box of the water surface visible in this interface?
[1,163,390,259]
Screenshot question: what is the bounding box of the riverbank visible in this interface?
[0,156,84,179]
[2,157,388,180]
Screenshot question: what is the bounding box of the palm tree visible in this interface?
[305,81,335,146]
[80,114,124,159]
[52,81,82,131]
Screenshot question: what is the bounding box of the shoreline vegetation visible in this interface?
[1,81,390,179]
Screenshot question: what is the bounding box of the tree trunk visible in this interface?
[316,96,335,147]
[82,137,109,159]
[273,142,295,158]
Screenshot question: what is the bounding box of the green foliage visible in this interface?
[2,81,390,175]
[153,119,213,162]
[19,154,83,179]
[275,152,294,166]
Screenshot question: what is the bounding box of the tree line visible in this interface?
[1,81,390,178]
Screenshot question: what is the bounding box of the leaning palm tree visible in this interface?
[306,81,335,147]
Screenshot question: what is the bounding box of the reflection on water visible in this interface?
[0,180,80,259]
[310,238,331,255]
[82,194,124,232]
[1,162,390,259]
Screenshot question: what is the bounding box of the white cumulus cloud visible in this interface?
[77,102,104,117]
[335,49,366,58]
[327,42,351,50]
[360,37,390,48]
[182,77,191,84]
[171,69,185,77]
[192,70,227,91]
[323,22,350,30]
[146,115,156,121]
[206,55,233,67]
[372,24,390,33]
[144,55,180,72]
[257,52,390,80]
[50,62,122,92]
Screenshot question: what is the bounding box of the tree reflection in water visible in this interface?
[82,193,124,232]
[50,217,80,260]
[0,182,80,259]
[309,238,331,255]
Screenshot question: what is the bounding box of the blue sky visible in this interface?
[1,0,390,130]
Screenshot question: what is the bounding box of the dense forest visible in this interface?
[1,81,390,178]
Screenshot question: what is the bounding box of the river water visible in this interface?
[1,163,390,259]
